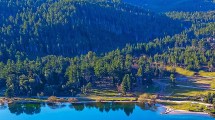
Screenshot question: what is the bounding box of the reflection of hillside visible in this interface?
[0,105,7,110]
[71,103,85,111]
[8,102,42,115]
[47,103,66,109]
[7,102,157,116]
[70,102,154,116]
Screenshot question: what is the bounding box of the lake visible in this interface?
[0,102,214,120]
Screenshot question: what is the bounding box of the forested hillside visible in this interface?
[0,0,185,61]
[123,0,215,12]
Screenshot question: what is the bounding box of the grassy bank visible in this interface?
[160,102,209,112]
[199,71,215,77]
[0,96,138,104]
[166,66,195,76]
[88,96,137,102]
[166,66,215,77]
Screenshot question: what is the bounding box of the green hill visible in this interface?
[0,0,185,61]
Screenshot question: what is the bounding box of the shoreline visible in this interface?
[159,105,210,116]
[0,97,212,117]
[0,96,140,105]
[168,110,209,115]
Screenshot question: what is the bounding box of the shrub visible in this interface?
[86,83,92,91]
[48,96,58,102]
[96,97,103,102]
[138,94,157,103]
[138,93,150,102]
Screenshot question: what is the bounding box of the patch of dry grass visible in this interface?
[166,66,195,76]
[199,71,215,77]
[163,102,207,112]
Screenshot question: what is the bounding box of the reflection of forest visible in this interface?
[6,102,156,116]
[8,102,43,115]
[47,103,67,109]
[0,105,7,110]
[71,102,157,116]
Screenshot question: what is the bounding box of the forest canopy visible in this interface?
[0,0,214,97]
[0,0,185,60]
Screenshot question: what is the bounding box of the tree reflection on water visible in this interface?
[47,103,66,109]
[70,102,156,116]
[0,105,7,110]
[8,102,42,115]
[6,102,156,116]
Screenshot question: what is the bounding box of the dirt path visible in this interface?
[156,99,212,106]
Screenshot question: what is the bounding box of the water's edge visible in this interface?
[0,100,211,116]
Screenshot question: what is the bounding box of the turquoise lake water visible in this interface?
[0,102,214,120]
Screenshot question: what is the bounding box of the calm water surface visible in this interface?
[0,102,214,120]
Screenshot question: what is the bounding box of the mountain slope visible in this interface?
[0,0,185,61]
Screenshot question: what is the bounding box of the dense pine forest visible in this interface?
[0,0,185,60]
[123,0,215,12]
[0,0,214,98]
